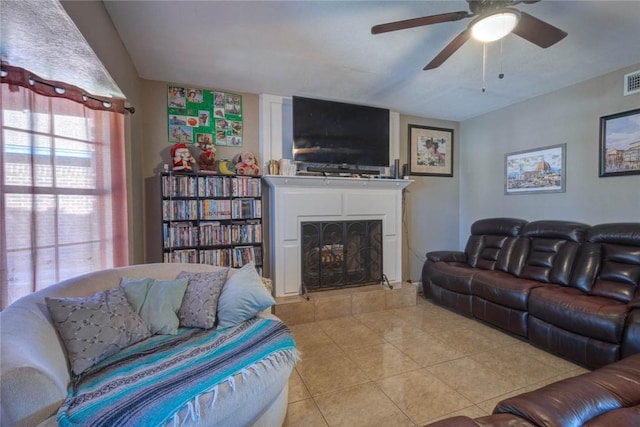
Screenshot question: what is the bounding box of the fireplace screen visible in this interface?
[301,220,382,291]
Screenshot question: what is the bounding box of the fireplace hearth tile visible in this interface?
[274,282,417,326]
[315,295,352,321]
[386,283,418,309]
[275,299,315,325]
[352,290,386,314]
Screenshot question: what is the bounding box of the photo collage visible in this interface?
[168,86,243,147]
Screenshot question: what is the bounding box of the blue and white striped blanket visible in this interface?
[58,318,298,427]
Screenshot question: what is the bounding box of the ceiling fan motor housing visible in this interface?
[467,0,536,15]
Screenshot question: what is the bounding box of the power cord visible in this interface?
[402,187,424,282]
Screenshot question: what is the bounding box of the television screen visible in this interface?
[292,96,390,168]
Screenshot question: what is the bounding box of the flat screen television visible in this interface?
[292,96,390,170]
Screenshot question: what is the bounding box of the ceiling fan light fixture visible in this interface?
[470,10,520,42]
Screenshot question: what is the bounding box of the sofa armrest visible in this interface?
[426,250,467,263]
[423,414,535,426]
[422,415,479,426]
[494,354,640,426]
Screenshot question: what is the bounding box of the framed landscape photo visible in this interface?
[505,144,566,195]
[408,124,453,177]
[599,108,640,177]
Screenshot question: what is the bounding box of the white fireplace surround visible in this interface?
[265,175,411,297]
[259,94,408,297]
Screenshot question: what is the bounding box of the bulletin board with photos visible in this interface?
[167,85,243,147]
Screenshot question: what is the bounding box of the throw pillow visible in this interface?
[177,269,229,329]
[217,262,276,329]
[45,286,151,375]
[119,277,154,312]
[121,277,189,335]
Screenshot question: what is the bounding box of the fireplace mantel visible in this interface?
[264,175,411,297]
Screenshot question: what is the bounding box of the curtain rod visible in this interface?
[0,65,134,114]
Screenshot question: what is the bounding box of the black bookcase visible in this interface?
[160,172,263,274]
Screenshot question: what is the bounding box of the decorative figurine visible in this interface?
[197,140,217,173]
[171,142,195,173]
[215,159,236,175]
[234,151,261,176]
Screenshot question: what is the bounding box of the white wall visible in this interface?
[55,2,640,272]
[141,80,261,262]
[459,64,640,248]
[399,115,460,284]
[62,1,146,263]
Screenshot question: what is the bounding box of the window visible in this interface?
[1,74,128,309]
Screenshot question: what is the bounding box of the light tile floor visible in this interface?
[283,297,590,427]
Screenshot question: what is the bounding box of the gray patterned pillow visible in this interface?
[177,269,229,329]
[45,286,150,375]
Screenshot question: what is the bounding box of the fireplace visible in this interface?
[301,220,382,291]
[264,175,411,297]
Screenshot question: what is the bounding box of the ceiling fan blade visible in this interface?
[371,11,471,35]
[423,29,470,70]
[512,11,567,48]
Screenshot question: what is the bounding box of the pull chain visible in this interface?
[499,38,505,79]
[482,42,487,92]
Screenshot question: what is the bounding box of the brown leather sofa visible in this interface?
[423,353,640,427]
[422,218,640,369]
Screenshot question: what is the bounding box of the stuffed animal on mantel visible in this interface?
[197,140,217,173]
[171,142,195,173]
[234,151,261,176]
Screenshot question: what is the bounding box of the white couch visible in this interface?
[1,263,292,427]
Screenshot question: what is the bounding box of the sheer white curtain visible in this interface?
[0,66,128,309]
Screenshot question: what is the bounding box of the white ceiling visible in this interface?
[16,0,640,122]
[102,0,640,121]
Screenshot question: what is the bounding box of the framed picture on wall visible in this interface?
[599,108,640,177]
[408,124,453,177]
[504,144,566,195]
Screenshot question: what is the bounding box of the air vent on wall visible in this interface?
[624,70,640,96]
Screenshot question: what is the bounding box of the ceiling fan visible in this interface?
[371,0,567,70]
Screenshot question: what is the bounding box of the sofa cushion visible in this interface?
[465,218,527,271]
[569,223,640,301]
[528,286,629,343]
[45,286,151,375]
[121,277,189,335]
[510,220,588,284]
[217,262,275,329]
[471,271,547,310]
[177,268,229,329]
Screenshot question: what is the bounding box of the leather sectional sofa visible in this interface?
[422,218,640,369]
[424,352,640,426]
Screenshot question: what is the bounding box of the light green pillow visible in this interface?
[217,262,276,329]
[121,277,189,335]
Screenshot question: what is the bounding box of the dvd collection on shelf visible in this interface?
[162,198,261,221]
[162,175,261,198]
[164,246,263,269]
[161,173,263,273]
[162,221,262,247]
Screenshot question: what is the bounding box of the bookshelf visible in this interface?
[161,172,263,274]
